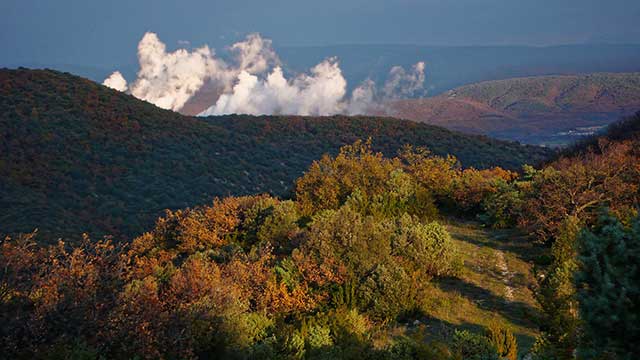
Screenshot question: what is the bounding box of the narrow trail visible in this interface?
[495,249,515,302]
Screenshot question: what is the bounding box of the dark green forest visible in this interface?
[0,68,550,241]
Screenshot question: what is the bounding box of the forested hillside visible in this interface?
[2,118,637,358]
[0,68,551,241]
[386,73,640,145]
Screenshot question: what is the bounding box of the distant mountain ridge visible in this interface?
[9,42,640,117]
[385,73,640,145]
[276,43,640,96]
[0,68,551,241]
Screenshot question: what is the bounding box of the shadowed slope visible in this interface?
[0,68,550,241]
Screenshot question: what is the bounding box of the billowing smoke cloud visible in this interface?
[347,79,377,115]
[202,59,348,116]
[104,32,426,116]
[229,33,279,74]
[103,71,128,92]
[125,32,226,111]
[383,62,426,99]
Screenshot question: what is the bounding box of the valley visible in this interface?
[384,73,640,145]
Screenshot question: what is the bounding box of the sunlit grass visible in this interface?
[416,219,541,354]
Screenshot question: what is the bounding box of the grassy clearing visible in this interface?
[415,219,542,354]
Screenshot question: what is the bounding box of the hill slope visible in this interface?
[386,73,640,145]
[551,111,640,164]
[0,68,550,241]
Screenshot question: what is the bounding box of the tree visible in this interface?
[575,213,640,359]
[533,216,580,359]
[295,139,403,214]
[485,323,518,360]
[450,167,517,214]
[521,140,639,244]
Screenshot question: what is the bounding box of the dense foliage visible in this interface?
[1,140,522,359]
[575,213,640,359]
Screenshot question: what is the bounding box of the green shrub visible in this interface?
[393,216,462,278]
[480,180,523,229]
[306,325,334,350]
[305,204,394,278]
[257,200,300,253]
[451,330,499,360]
[330,308,370,339]
[533,215,580,359]
[485,323,518,360]
[385,336,445,360]
[358,264,417,321]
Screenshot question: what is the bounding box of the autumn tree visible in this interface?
[295,139,404,214]
[521,140,639,243]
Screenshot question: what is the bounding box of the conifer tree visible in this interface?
[575,213,640,359]
[533,215,580,359]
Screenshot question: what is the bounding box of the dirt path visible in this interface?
[495,249,515,302]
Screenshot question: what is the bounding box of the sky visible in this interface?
[1,0,639,67]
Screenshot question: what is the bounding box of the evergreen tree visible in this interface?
[575,213,640,359]
[485,323,518,360]
[533,215,580,359]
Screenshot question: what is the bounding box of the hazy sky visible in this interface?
[2,0,639,67]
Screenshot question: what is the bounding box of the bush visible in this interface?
[295,139,403,214]
[358,264,417,322]
[384,336,452,360]
[303,204,394,279]
[485,323,518,360]
[306,324,334,350]
[344,170,438,221]
[257,200,300,254]
[451,167,517,214]
[533,216,580,359]
[330,308,371,339]
[479,180,524,229]
[451,330,499,360]
[393,216,462,278]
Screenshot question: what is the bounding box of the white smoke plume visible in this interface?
[230,33,279,74]
[127,32,226,111]
[383,61,426,99]
[103,32,426,116]
[202,58,348,116]
[103,71,128,92]
[347,79,377,115]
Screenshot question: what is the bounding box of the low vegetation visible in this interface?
[2,141,527,359]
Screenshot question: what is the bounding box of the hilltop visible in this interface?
[386,73,640,145]
[0,68,550,241]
